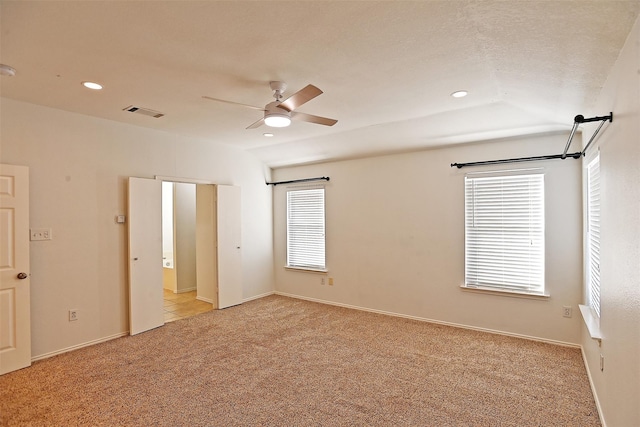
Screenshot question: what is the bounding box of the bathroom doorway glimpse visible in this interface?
[162,181,212,322]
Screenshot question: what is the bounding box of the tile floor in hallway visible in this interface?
[163,289,213,323]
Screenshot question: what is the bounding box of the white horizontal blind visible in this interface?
[287,188,326,269]
[465,173,545,294]
[587,156,601,317]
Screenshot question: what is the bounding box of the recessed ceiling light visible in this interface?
[0,64,16,77]
[82,81,103,90]
[451,90,468,98]
[263,133,274,137]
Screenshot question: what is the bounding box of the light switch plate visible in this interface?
[30,228,52,241]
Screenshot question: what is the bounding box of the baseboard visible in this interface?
[275,292,580,348]
[580,346,606,426]
[176,286,196,294]
[196,291,275,306]
[243,291,276,303]
[31,332,128,362]
[196,295,213,304]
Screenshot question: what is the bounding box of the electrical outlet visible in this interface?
[69,310,78,321]
[562,306,572,318]
[320,277,325,285]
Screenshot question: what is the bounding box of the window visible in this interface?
[587,156,601,316]
[286,187,326,270]
[464,171,545,295]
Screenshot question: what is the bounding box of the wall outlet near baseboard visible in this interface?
[562,306,572,318]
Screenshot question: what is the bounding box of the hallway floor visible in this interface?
[163,289,213,323]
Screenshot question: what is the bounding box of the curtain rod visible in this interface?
[451,152,583,169]
[451,112,613,169]
[266,176,330,186]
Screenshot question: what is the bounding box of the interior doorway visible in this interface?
[128,177,243,335]
[161,181,212,322]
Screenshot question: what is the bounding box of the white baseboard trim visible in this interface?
[31,332,129,362]
[275,291,580,348]
[196,291,274,306]
[196,295,213,304]
[580,346,606,426]
[176,286,196,294]
[243,291,276,303]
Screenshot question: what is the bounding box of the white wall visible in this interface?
[580,16,640,427]
[174,182,196,292]
[161,181,175,269]
[0,98,274,359]
[273,133,583,344]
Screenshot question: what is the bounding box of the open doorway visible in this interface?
[161,181,212,322]
[128,177,243,335]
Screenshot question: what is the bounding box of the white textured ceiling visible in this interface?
[1,1,639,168]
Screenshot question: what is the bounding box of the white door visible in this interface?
[128,177,164,335]
[217,185,242,309]
[0,164,31,375]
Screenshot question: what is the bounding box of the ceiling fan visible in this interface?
[203,81,337,129]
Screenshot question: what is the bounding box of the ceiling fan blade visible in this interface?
[291,111,338,126]
[278,84,323,112]
[246,118,264,129]
[202,96,264,111]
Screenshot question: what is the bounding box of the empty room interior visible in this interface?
[1,1,639,426]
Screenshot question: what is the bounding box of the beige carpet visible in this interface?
[1,295,600,426]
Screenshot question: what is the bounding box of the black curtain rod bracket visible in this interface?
[581,112,612,156]
[562,112,613,159]
[266,176,330,186]
[451,112,613,169]
[575,113,613,124]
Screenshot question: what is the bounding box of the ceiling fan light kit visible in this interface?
[264,100,292,127]
[264,115,291,127]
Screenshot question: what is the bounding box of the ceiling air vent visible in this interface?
[123,105,164,118]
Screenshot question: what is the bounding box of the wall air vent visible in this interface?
[123,105,165,118]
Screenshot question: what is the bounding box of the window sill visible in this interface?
[579,304,602,343]
[460,285,550,300]
[285,266,328,274]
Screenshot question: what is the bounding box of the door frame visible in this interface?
[154,175,244,310]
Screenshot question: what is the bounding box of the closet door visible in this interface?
[216,185,242,309]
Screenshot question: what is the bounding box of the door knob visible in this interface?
[17,272,28,280]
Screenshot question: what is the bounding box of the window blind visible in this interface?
[464,173,545,294]
[287,188,326,270]
[587,156,601,317]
